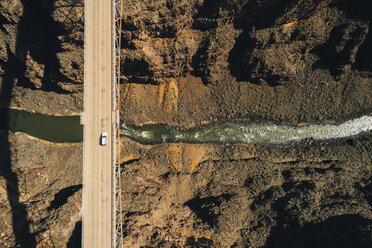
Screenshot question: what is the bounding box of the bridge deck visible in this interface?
[82,0,114,247]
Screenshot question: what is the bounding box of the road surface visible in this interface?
[82,0,114,247]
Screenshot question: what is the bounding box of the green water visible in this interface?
[3,108,83,143]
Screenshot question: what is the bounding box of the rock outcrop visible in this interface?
[0,131,82,247]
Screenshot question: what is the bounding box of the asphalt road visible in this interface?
[82,0,114,247]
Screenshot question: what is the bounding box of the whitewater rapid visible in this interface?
[120,115,372,144]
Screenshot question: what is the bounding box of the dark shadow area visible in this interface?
[120,158,139,169]
[331,0,371,21]
[233,0,330,31]
[191,38,210,85]
[254,180,372,247]
[227,0,295,85]
[228,0,331,85]
[250,181,316,225]
[191,0,297,85]
[0,15,12,33]
[273,181,315,224]
[234,0,294,30]
[47,184,82,211]
[184,193,234,226]
[15,0,70,92]
[67,220,82,248]
[353,26,372,72]
[311,24,350,74]
[185,236,215,248]
[311,24,367,76]
[310,0,372,74]
[330,0,372,72]
[228,32,277,85]
[353,176,372,206]
[121,57,156,84]
[263,214,372,248]
[191,0,239,30]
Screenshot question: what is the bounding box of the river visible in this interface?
[120,115,372,145]
[0,108,83,143]
[1,108,371,144]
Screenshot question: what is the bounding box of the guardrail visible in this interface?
[113,0,123,247]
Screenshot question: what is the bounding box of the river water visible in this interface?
[1,108,371,144]
[0,108,83,142]
[120,115,372,145]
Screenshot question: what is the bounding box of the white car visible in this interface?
[100,132,108,146]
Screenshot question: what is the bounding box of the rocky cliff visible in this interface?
[121,0,372,128]
[0,0,371,247]
[0,132,82,247]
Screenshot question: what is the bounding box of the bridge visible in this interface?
[81,0,123,247]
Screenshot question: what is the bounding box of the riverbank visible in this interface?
[2,86,83,117]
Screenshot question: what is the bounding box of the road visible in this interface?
[82,0,114,247]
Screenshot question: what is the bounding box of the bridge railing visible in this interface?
[113,0,123,247]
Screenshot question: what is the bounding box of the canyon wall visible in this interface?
[121,0,372,128]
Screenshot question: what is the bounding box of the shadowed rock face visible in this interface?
[0,0,84,115]
[264,214,372,248]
